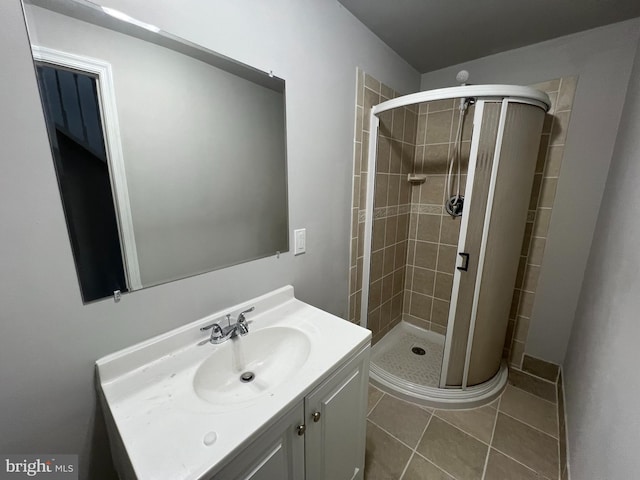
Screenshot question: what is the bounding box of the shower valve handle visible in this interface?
[457,252,470,272]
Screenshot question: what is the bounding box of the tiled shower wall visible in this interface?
[505,77,577,367]
[403,100,473,335]
[349,69,416,344]
[349,70,576,364]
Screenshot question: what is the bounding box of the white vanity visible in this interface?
[96,286,371,479]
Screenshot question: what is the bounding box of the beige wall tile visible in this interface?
[431,298,450,327]
[522,355,560,383]
[417,417,488,480]
[508,369,557,403]
[405,314,428,331]
[556,76,578,112]
[538,177,558,208]
[387,175,400,206]
[509,340,525,367]
[528,236,546,266]
[376,135,391,173]
[372,218,385,251]
[414,241,438,269]
[492,413,558,479]
[500,385,558,438]
[423,144,449,174]
[381,273,394,303]
[440,216,461,245]
[374,173,389,207]
[412,267,435,295]
[533,208,552,237]
[392,108,406,140]
[437,244,457,274]
[426,110,454,144]
[518,291,535,318]
[369,250,383,283]
[550,110,571,145]
[364,73,380,93]
[417,214,441,242]
[428,98,454,112]
[523,264,540,293]
[545,145,564,177]
[514,316,530,342]
[380,83,394,100]
[434,273,453,301]
[404,109,417,144]
[364,87,380,116]
[410,292,433,321]
[383,245,395,276]
[368,307,380,337]
[369,279,382,310]
[420,176,446,204]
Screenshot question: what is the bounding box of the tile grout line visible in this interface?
[367,389,386,416]
[399,413,433,480]
[497,409,559,440]
[431,410,495,447]
[481,395,501,479]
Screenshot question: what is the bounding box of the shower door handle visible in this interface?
[457,252,470,272]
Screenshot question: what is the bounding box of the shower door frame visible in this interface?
[359,85,549,394]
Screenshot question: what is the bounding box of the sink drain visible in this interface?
[411,347,426,356]
[240,371,255,383]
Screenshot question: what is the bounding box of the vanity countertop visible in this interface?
[96,285,371,479]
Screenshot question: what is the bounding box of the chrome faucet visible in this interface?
[200,307,254,344]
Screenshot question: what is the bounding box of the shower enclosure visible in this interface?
[360,85,550,408]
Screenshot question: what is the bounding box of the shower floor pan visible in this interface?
[370,321,507,409]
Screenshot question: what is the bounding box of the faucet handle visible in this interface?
[236,307,254,336]
[237,306,255,323]
[200,322,224,344]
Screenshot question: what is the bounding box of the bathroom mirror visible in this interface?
[22,0,289,302]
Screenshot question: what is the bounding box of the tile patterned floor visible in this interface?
[365,383,561,480]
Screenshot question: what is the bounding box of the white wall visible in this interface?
[0,0,418,477]
[563,34,640,479]
[420,19,640,364]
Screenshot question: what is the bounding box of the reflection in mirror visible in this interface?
[23,0,289,303]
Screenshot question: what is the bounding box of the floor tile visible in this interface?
[484,448,539,480]
[492,413,558,479]
[368,394,432,448]
[499,385,558,437]
[365,420,413,480]
[417,416,488,480]
[402,453,454,480]
[434,404,497,444]
[368,385,384,414]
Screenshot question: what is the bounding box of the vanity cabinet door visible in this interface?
[304,346,370,480]
[210,403,304,480]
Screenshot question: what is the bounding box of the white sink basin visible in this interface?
[193,326,311,406]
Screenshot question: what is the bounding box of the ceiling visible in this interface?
[338,0,640,73]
